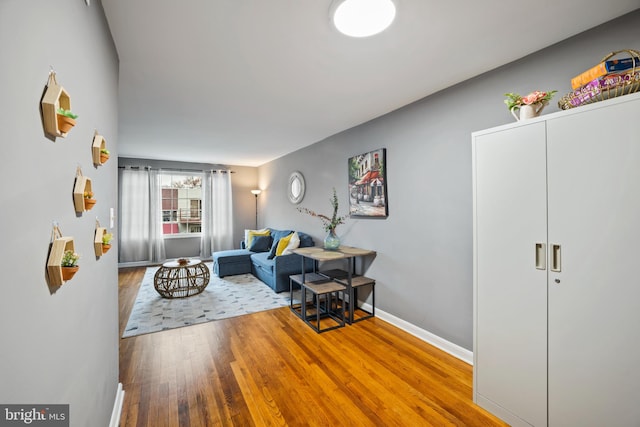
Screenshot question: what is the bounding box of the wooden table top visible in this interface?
[292,246,375,261]
[161,258,202,268]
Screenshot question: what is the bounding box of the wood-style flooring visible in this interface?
[118,267,507,426]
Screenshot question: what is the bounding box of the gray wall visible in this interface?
[117,157,258,263]
[259,10,640,351]
[0,1,120,426]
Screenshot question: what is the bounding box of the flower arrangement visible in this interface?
[61,250,80,267]
[297,188,348,232]
[504,90,557,111]
[100,148,110,155]
[84,191,94,199]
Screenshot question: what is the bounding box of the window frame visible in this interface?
[159,172,203,238]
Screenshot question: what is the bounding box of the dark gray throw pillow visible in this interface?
[267,239,280,259]
[249,235,272,252]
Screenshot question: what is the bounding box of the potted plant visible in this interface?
[84,190,96,210]
[504,90,557,121]
[56,108,78,133]
[61,250,80,281]
[297,187,348,250]
[102,232,113,253]
[100,148,110,164]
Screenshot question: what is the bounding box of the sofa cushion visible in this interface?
[278,231,300,255]
[249,235,272,252]
[212,248,253,263]
[298,232,314,248]
[212,249,253,277]
[269,228,293,243]
[246,228,270,247]
[267,240,279,260]
[276,233,293,256]
[251,252,274,273]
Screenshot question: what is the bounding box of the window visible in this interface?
[160,173,202,235]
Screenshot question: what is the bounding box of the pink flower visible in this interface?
[521,91,545,105]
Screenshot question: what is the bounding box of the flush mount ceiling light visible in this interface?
[331,0,397,38]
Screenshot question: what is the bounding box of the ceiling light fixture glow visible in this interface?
[332,0,396,38]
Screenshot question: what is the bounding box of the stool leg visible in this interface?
[301,286,307,321]
[367,283,375,319]
[316,294,321,331]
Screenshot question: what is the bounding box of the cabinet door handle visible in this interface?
[550,244,562,272]
[535,243,546,270]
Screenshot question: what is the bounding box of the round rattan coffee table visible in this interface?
[153,259,210,298]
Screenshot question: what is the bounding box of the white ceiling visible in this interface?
[102,0,639,167]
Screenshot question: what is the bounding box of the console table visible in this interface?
[291,246,376,328]
[153,259,210,298]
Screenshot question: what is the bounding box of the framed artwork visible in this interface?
[348,148,388,218]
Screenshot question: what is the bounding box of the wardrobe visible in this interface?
[472,91,640,426]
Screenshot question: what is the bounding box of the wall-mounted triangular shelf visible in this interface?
[41,71,74,138]
[47,236,76,287]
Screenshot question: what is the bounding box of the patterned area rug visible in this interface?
[123,264,298,338]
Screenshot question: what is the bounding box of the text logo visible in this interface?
[0,405,68,427]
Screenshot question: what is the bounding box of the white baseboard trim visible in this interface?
[109,383,125,427]
[361,302,473,365]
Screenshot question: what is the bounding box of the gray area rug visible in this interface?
[123,263,298,338]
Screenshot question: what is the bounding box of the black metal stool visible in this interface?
[301,278,346,333]
[289,272,326,319]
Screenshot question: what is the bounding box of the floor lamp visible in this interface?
[251,189,261,228]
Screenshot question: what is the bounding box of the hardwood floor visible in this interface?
[118,267,507,426]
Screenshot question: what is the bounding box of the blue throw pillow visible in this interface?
[271,229,293,243]
[267,239,280,259]
[249,235,272,253]
[298,232,314,248]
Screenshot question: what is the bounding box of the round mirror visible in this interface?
[288,171,305,204]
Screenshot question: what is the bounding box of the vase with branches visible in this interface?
[297,188,348,250]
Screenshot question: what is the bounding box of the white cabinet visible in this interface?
[472,92,640,427]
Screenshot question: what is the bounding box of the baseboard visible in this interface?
[109,383,125,427]
[361,302,473,365]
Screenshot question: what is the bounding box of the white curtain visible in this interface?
[119,167,166,263]
[200,170,234,258]
[148,169,166,262]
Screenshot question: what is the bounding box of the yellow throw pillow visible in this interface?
[276,233,293,256]
[247,229,270,248]
[281,231,300,255]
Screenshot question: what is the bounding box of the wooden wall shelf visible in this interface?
[41,72,74,138]
[47,236,76,286]
[94,226,107,257]
[73,174,94,213]
[92,133,109,166]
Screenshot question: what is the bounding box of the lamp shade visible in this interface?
[251,189,262,196]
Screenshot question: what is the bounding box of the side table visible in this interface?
[154,259,210,298]
[292,246,376,326]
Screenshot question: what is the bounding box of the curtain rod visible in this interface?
[118,166,235,173]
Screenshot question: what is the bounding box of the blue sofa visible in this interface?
[212,228,315,293]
